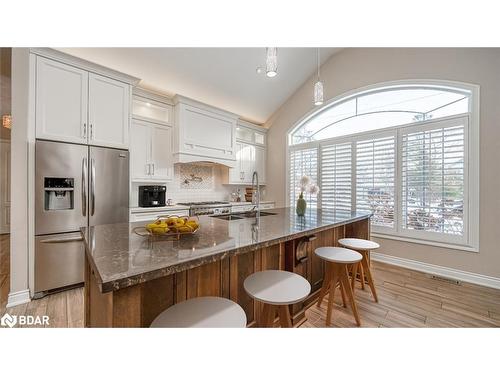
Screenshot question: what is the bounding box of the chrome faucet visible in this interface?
[252,171,260,214]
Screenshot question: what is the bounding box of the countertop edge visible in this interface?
[85,213,372,293]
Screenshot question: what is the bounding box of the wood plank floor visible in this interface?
[302,261,500,328]
[1,233,500,328]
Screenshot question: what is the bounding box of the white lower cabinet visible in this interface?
[131,119,173,182]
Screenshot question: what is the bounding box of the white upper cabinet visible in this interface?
[174,96,237,167]
[254,146,266,184]
[130,120,151,180]
[150,124,173,181]
[130,119,173,182]
[132,96,172,125]
[36,57,89,144]
[228,143,266,184]
[34,51,136,149]
[226,120,267,185]
[88,73,130,149]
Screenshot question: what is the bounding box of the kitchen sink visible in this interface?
[212,212,277,220]
[211,214,246,221]
[238,211,277,218]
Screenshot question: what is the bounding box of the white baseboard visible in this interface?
[6,289,31,308]
[371,252,500,290]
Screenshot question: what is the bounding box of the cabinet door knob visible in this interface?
[90,124,94,140]
[83,123,87,139]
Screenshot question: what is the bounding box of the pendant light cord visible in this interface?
[317,48,320,81]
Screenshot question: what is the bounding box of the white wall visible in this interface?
[265,48,500,279]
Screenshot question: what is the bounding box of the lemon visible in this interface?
[178,226,193,233]
[166,218,177,226]
[186,221,199,231]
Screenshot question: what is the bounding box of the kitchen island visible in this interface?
[83,207,372,327]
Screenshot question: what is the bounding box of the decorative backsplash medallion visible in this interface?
[179,164,214,189]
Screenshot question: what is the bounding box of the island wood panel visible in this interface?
[186,260,223,299]
[229,250,259,326]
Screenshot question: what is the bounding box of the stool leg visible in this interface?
[317,262,332,308]
[326,265,340,326]
[278,305,292,328]
[340,279,347,308]
[351,262,359,294]
[361,253,378,303]
[340,265,361,326]
[359,262,366,290]
[261,304,276,328]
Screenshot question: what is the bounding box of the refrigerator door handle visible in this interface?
[82,157,87,217]
[91,158,96,216]
[39,236,83,244]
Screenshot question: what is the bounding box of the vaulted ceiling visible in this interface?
[58,48,339,124]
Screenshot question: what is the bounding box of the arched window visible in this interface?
[287,81,479,250]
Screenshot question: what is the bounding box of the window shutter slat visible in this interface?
[355,136,395,228]
[320,142,352,211]
[401,124,465,236]
[289,148,318,209]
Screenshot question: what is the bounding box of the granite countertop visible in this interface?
[83,207,371,293]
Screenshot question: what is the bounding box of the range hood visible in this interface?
[174,154,236,168]
[173,95,238,169]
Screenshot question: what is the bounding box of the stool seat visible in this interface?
[150,297,246,328]
[338,238,380,251]
[244,270,311,305]
[315,247,362,264]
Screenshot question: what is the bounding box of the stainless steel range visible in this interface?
[178,201,231,216]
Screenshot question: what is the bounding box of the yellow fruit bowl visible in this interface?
[133,215,200,240]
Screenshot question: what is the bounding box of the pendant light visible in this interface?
[314,48,324,106]
[266,48,277,77]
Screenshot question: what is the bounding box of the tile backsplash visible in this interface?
[130,163,267,206]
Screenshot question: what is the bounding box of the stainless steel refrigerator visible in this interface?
[34,140,129,298]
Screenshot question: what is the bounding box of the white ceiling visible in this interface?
[57,48,339,124]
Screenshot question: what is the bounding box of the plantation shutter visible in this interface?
[320,142,352,211]
[355,135,396,228]
[289,147,318,209]
[401,120,465,237]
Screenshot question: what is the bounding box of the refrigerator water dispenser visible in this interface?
[44,177,74,210]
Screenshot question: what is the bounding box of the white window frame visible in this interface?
[286,79,480,253]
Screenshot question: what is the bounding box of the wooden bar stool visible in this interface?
[315,247,362,326]
[150,296,247,328]
[338,238,379,303]
[244,270,311,328]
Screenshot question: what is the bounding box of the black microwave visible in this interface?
[138,185,166,207]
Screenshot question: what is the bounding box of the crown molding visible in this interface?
[30,48,141,86]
